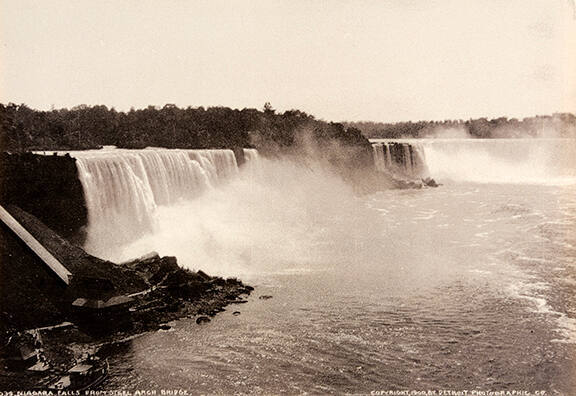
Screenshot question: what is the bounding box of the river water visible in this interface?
[71,141,576,394]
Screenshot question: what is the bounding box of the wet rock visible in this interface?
[196,270,211,280]
[196,316,211,325]
[211,277,227,287]
[167,279,209,299]
[393,178,423,189]
[259,295,273,300]
[126,255,179,285]
[422,177,440,187]
[0,206,254,389]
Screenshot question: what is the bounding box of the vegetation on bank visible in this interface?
[346,113,576,139]
[0,102,369,153]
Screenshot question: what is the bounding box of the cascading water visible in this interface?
[372,144,386,172]
[57,140,576,393]
[372,138,576,185]
[72,148,239,258]
[243,148,259,163]
[371,141,429,179]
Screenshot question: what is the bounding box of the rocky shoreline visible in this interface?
[0,270,253,391]
[0,206,253,391]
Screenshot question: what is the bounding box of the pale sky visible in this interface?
[1,0,575,122]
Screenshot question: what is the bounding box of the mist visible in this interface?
[114,156,373,277]
[421,138,576,185]
[419,125,472,139]
[99,156,463,301]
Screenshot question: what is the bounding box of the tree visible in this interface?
[263,102,275,115]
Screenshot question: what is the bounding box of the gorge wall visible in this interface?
[0,152,87,241]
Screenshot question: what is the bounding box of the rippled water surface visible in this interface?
[102,182,576,394]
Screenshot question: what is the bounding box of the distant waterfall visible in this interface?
[72,148,240,257]
[243,148,260,164]
[372,138,576,185]
[372,142,429,180]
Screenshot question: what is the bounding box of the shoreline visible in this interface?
[0,272,253,391]
[0,205,253,391]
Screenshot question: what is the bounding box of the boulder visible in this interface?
[196,316,211,325]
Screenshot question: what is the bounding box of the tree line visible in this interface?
[0,102,368,153]
[345,113,576,139]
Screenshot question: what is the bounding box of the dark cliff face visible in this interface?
[0,152,87,240]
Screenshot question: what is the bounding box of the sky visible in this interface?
[1,0,575,122]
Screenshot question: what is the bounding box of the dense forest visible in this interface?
[0,102,373,170]
[346,113,576,139]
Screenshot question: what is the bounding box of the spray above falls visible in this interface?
[67,139,576,270]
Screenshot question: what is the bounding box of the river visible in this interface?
[71,140,576,394]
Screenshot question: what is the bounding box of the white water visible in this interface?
[101,172,576,393]
[72,139,576,267]
[113,156,364,275]
[65,140,576,392]
[71,148,238,258]
[372,141,428,179]
[372,138,576,185]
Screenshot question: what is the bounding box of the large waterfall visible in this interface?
[66,139,576,266]
[51,141,576,393]
[372,138,576,185]
[71,148,241,258]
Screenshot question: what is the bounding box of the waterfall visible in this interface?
[71,148,240,257]
[243,148,260,164]
[403,145,413,175]
[372,138,576,185]
[372,144,386,172]
[385,144,392,168]
[371,141,428,180]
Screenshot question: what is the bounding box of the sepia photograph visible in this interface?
[0,0,575,394]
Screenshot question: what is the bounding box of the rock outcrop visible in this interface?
[0,152,87,241]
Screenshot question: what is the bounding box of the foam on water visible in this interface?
[507,282,576,344]
[84,167,576,392]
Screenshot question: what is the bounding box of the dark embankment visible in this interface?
[0,152,87,241]
[0,205,146,331]
[0,205,252,389]
[0,206,251,334]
